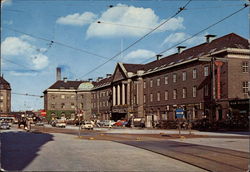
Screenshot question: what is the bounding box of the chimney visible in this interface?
[63,77,67,83]
[177,46,186,54]
[205,34,216,43]
[106,74,112,78]
[156,54,162,61]
[97,77,103,82]
[56,67,61,81]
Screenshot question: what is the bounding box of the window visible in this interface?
[204,66,209,76]
[173,74,177,83]
[242,61,248,73]
[51,103,55,109]
[173,89,177,99]
[61,103,65,109]
[243,81,249,94]
[61,95,65,99]
[71,103,75,109]
[193,86,197,97]
[182,88,187,98]
[165,91,168,100]
[182,72,186,81]
[204,84,209,96]
[143,95,146,103]
[0,95,3,100]
[143,81,146,89]
[157,78,160,86]
[150,93,153,102]
[157,92,160,101]
[165,76,168,84]
[193,69,197,79]
[150,80,153,87]
[71,95,75,99]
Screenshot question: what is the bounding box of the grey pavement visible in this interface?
[1,129,206,172]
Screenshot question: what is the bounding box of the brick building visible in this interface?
[92,33,249,127]
[44,78,94,120]
[91,75,113,120]
[0,76,11,114]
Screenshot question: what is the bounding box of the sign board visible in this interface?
[175,108,184,118]
[40,110,46,117]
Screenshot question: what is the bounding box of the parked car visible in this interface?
[99,120,116,127]
[114,120,127,126]
[0,122,11,129]
[81,121,94,130]
[35,121,44,126]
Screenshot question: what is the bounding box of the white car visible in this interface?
[55,122,66,128]
[99,120,116,127]
[81,121,94,130]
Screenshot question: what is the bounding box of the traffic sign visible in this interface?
[175,108,184,118]
[40,110,46,117]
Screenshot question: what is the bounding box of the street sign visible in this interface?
[175,108,184,118]
[40,110,46,117]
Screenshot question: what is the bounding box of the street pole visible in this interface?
[75,91,80,138]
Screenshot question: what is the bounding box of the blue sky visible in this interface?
[1,0,249,111]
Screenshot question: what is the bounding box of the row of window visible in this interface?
[92,90,110,99]
[50,94,85,100]
[144,86,198,103]
[50,102,84,109]
[144,67,208,88]
[92,101,109,108]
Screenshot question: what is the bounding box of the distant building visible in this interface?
[92,33,250,127]
[43,77,94,120]
[0,76,11,114]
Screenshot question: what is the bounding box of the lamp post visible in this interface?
[75,90,81,138]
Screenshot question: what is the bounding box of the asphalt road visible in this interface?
[1,129,206,172]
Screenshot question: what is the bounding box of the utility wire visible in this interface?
[3,27,110,61]
[12,92,43,98]
[97,21,165,31]
[80,0,192,78]
[2,58,37,72]
[141,3,249,64]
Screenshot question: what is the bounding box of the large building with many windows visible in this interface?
[0,76,11,114]
[44,78,94,120]
[91,33,250,127]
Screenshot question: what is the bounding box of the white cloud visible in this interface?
[1,36,49,72]
[124,49,156,60]
[30,54,49,70]
[1,37,35,56]
[162,32,207,47]
[56,12,97,26]
[86,4,184,38]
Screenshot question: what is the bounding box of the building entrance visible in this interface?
[111,113,126,121]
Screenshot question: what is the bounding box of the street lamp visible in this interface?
[75,90,81,138]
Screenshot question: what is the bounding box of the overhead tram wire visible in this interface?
[80,0,192,79]
[3,27,110,61]
[12,92,43,98]
[140,3,249,64]
[2,58,37,72]
[97,21,165,31]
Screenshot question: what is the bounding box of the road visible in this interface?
[1,127,206,172]
[1,125,249,171]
